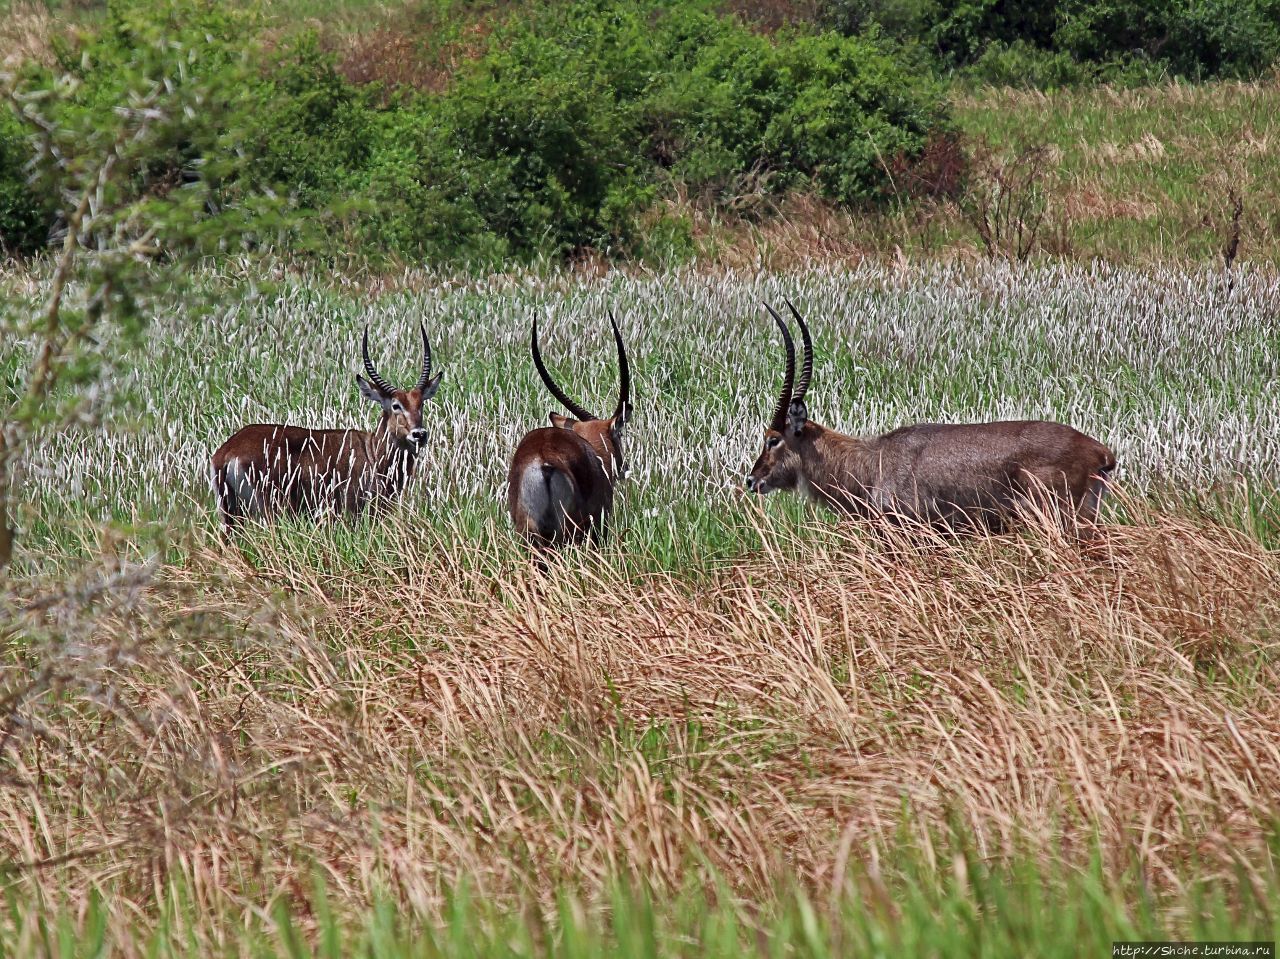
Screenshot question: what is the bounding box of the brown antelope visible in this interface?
[507,313,632,548]
[212,324,443,529]
[746,301,1116,533]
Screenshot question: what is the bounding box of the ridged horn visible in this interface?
[609,311,631,425]
[532,315,596,421]
[763,303,795,433]
[415,322,434,393]
[362,326,397,395]
[785,299,813,406]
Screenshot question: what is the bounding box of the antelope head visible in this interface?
[355,323,443,451]
[746,300,814,495]
[532,311,632,482]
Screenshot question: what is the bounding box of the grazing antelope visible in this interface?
[212,324,443,529]
[507,314,632,548]
[745,301,1116,533]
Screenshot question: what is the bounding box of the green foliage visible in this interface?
[822,0,940,42]
[652,23,944,204]
[397,2,942,258]
[927,0,1063,67]
[0,0,298,568]
[2,0,950,265]
[249,37,376,209]
[7,0,301,255]
[309,1,943,261]
[358,108,512,264]
[1053,0,1280,80]
[0,110,49,258]
[435,4,661,255]
[965,38,1089,88]
[6,837,1280,956]
[828,0,1280,86]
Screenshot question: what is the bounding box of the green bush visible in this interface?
[3,0,950,264]
[964,39,1090,88]
[358,109,511,264]
[421,3,946,256]
[433,4,661,256]
[1054,0,1280,80]
[230,0,946,262]
[248,37,377,210]
[4,0,283,259]
[0,110,50,258]
[656,23,944,203]
[927,0,1062,67]
[825,0,1280,85]
[822,0,939,42]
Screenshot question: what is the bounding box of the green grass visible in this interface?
[4,9,1280,953]
[7,833,1278,957]
[5,259,1277,575]
[954,80,1280,263]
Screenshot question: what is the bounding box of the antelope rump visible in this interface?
[507,313,632,548]
[746,302,1116,533]
[211,324,443,528]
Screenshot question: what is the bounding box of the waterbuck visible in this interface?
[507,313,632,548]
[745,301,1116,533]
[212,324,443,529]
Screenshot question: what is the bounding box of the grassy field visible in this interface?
[953,80,1280,263]
[7,259,1280,569]
[4,7,1280,952]
[2,258,1280,953]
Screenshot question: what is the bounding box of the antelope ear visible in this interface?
[420,371,443,401]
[549,413,574,429]
[357,375,392,407]
[786,399,808,437]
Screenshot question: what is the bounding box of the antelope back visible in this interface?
[744,301,1117,530]
[212,324,443,528]
[507,427,614,546]
[507,312,633,547]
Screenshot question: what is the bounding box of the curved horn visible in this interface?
[609,311,631,424]
[785,299,813,406]
[763,303,795,432]
[362,326,397,395]
[532,316,596,421]
[415,322,434,393]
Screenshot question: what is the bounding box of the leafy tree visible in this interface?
[0,2,290,570]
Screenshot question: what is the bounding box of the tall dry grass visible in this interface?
[0,2,58,69]
[2,497,1278,944]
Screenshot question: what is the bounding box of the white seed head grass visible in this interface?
[10,259,1280,548]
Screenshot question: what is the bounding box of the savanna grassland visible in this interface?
[3,0,1280,955]
[4,260,1280,955]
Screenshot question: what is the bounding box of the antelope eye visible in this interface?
[392,402,404,412]
[766,436,781,449]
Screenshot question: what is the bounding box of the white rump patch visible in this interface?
[226,458,265,517]
[519,460,573,537]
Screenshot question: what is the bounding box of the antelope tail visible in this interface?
[518,461,574,541]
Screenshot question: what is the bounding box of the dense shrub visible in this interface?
[3,0,279,260]
[659,25,944,203]
[249,38,378,210]
[4,0,948,264]
[0,110,49,258]
[433,5,662,256]
[964,38,1090,87]
[1053,0,1280,80]
[217,0,946,261]
[420,3,945,256]
[822,0,938,42]
[825,0,1280,85]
